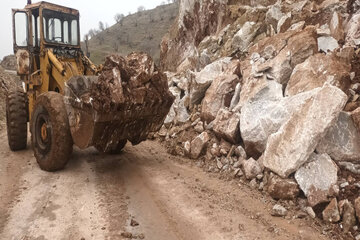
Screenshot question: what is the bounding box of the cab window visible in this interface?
[42,9,79,46]
[14,12,28,47]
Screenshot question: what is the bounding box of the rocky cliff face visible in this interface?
[158,0,360,236]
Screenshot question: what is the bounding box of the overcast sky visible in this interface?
[0,0,167,59]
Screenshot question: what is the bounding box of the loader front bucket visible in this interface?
[63,53,174,152]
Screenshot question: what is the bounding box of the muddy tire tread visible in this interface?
[6,91,28,151]
[31,92,73,171]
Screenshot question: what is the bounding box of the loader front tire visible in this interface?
[6,91,28,151]
[31,92,73,172]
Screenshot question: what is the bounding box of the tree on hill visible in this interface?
[137,6,145,12]
[99,21,105,31]
[115,13,125,25]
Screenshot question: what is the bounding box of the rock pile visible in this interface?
[158,0,360,238]
[0,55,16,71]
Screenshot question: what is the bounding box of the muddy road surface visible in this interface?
[0,130,333,240]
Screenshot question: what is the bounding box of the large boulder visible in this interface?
[265,4,284,31]
[190,57,232,106]
[213,108,241,144]
[201,74,239,123]
[285,53,351,97]
[295,153,338,207]
[236,27,317,109]
[229,22,262,55]
[240,87,327,158]
[317,112,360,162]
[345,12,360,47]
[263,84,347,178]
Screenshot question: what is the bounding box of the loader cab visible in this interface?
[12,1,80,76]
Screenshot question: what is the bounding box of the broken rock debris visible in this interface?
[157,0,360,235]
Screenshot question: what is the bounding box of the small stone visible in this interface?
[271,204,287,217]
[322,198,340,223]
[217,159,223,170]
[233,159,243,169]
[259,182,264,191]
[256,174,264,180]
[340,182,349,188]
[190,132,210,159]
[233,168,241,177]
[121,232,133,239]
[184,141,191,156]
[235,146,247,159]
[210,143,221,157]
[243,158,262,180]
[194,121,204,133]
[249,179,258,189]
[342,200,356,233]
[305,207,316,219]
[130,219,139,227]
[237,169,244,177]
[267,175,300,200]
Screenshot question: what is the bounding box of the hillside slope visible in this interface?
[87,3,178,65]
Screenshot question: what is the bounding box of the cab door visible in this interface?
[12,9,31,75]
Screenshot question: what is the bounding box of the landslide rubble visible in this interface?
[157,0,360,238]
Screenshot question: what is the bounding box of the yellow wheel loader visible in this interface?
[7,1,174,171]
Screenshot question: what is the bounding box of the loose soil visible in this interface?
[0,130,344,240]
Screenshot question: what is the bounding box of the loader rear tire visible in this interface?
[31,92,73,172]
[6,91,28,151]
[95,140,127,154]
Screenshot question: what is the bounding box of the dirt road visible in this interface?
[0,130,335,240]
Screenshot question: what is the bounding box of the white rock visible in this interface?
[272,204,287,217]
[345,13,360,47]
[243,158,262,180]
[201,74,239,123]
[317,112,360,162]
[318,36,339,53]
[295,153,338,196]
[266,4,284,30]
[263,84,347,178]
[190,57,231,105]
[184,141,191,156]
[240,87,318,157]
[289,21,305,31]
[235,146,247,159]
[231,22,261,53]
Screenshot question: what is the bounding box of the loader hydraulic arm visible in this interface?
[48,50,65,76]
